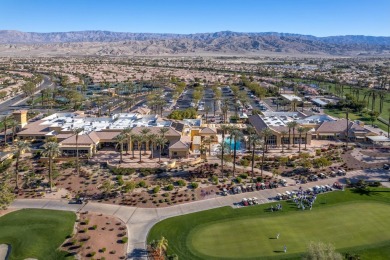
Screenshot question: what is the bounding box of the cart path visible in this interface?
[9,168,388,259]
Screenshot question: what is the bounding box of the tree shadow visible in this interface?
[273,250,285,253]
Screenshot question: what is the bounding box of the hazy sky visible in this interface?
[1,0,389,36]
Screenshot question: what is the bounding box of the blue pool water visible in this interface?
[225,136,242,150]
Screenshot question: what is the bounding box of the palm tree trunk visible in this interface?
[288,130,291,150]
[261,145,265,175]
[15,156,20,190]
[251,143,255,178]
[298,134,302,152]
[120,143,123,163]
[139,146,142,162]
[304,133,308,150]
[150,142,154,159]
[281,135,284,153]
[76,137,79,175]
[233,136,237,177]
[159,145,162,162]
[49,157,53,191]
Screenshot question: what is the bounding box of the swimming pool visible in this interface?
[224,136,243,151]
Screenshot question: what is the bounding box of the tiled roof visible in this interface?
[169,140,189,150]
[17,120,51,136]
[199,127,217,134]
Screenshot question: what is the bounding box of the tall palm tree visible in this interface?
[343,108,352,149]
[261,128,272,152]
[249,133,260,178]
[148,133,157,159]
[216,141,228,178]
[140,128,151,154]
[13,140,30,190]
[156,136,167,162]
[246,126,256,151]
[132,135,144,162]
[72,127,83,175]
[230,128,242,176]
[115,133,126,163]
[159,127,170,154]
[1,115,10,146]
[204,106,210,124]
[297,127,305,153]
[286,121,295,150]
[280,130,288,153]
[290,121,298,147]
[387,108,390,138]
[123,127,133,155]
[42,142,61,191]
[303,127,311,150]
[8,120,18,143]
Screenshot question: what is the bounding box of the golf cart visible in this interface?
[242,198,249,206]
[252,197,259,204]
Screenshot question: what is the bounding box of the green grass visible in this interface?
[148,188,390,259]
[325,108,389,132]
[0,209,76,260]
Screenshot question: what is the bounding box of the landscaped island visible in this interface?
[148,188,390,259]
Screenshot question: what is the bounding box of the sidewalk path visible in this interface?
[9,169,387,259]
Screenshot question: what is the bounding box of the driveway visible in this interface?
[9,168,387,259]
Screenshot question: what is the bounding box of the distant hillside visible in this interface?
[1,30,390,56]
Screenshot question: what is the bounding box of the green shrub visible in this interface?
[239,173,248,179]
[165,184,174,191]
[153,186,160,194]
[256,176,263,183]
[211,175,218,185]
[236,177,242,183]
[190,182,199,189]
[99,247,106,253]
[177,179,186,187]
[111,167,135,175]
[117,175,124,186]
[121,237,128,243]
[137,180,146,188]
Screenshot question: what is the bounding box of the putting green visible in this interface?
[187,202,390,259]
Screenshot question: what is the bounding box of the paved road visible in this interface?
[0,75,54,115]
[9,168,388,259]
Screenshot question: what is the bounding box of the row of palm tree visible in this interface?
[114,127,170,163]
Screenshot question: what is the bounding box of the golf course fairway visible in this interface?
[148,188,390,259]
[188,202,389,258]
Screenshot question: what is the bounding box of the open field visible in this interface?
[0,209,76,260]
[148,188,390,259]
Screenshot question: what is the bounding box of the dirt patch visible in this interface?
[61,212,127,259]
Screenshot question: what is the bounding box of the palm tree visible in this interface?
[1,115,10,146]
[343,108,352,149]
[259,138,266,175]
[140,128,151,154]
[246,126,256,151]
[132,135,144,162]
[286,121,295,150]
[13,140,30,190]
[203,137,212,156]
[304,127,311,150]
[148,133,157,159]
[204,106,210,124]
[387,108,390,138]
[249,133,260,178]
[156,136,167,162]
[42,142,61,191]
[115,133,126,163]
[8,120,18,143]
[290,121,298,147]
[280,130,288,153]
[72,127,83,174]
[156,236,169,258]
[297,127,305,153]
[123,127,133,155]
[230,128,242,176]
[159,127,170,154]
[261,128,272,152]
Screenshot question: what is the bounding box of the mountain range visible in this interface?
[1,30,390,57]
